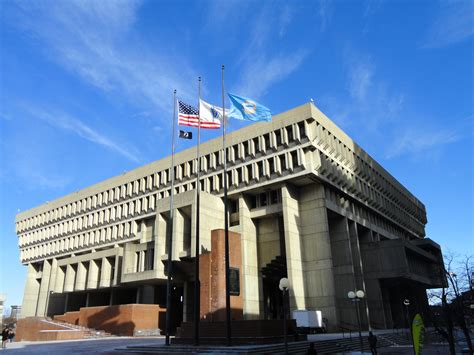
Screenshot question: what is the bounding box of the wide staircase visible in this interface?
[121,331,414,354]
[15,317,113,342]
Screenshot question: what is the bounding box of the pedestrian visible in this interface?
[368,331,377,355]
[1,327,9,349]
[307,342,317,355]
[8,328,15,343]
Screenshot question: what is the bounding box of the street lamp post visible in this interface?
[279,278,289,355]
[403,299,410,341]
[348,290,365,353]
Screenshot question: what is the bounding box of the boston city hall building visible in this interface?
[16,103,445,336]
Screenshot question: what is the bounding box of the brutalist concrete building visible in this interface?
[15,103,445,332]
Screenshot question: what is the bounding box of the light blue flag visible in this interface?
[227,93,272,122]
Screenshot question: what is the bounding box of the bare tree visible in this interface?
[427,253,473,355]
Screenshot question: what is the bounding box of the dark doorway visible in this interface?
[261,255,288,320]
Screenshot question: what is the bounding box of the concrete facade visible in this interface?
[15,103,445,331]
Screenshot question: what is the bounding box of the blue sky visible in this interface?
[0,0,472,311]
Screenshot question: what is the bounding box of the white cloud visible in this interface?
[28,107,141,163]
[422,0,474,48]
[9,0,196,115]
[317,0,333,32]
[232,5,308,99]
[386,127,462,159]
[348,60,374,102]
[279,4,294,37]
[235,50,307,99]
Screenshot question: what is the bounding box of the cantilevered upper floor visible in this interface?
[15,103,427,264]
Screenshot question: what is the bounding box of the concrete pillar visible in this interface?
[173,209,185,259]
[87,260,99,289]
[281,184,306,310]
[64,264,76,292]
[54,265,66,293]
[328,215,357,327]
[238,194,261,319]
[141,285,155,304]
[36,259,56,316]
[182,281,192,322]
[64,293,69,313]
[113,254,120,285]
[359,228,388,328]
[349,221,370,328]
[20,263,41,317]
[139,251,145,272]
[99,257,112,288]
[298,184,338,328]
[155,214,167,277]
[75,261,87,291]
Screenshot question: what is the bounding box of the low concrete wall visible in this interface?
[54,311,80,325]
[55,304,165,336]
[16,317,86,341]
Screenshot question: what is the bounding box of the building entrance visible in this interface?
[261,255,288,320]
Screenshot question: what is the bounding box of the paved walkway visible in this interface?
[0,334,466,354]
[0,337,166,354]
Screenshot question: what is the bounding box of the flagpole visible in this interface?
[194,77,202,346]
[221,64,232,346]
[165,89,177,346]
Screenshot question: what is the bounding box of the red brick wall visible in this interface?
[54,304,165,336]
[16,317,86,341]
[54,311,80,325]
[201,229,243,322]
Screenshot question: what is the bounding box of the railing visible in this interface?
[338,322,357,339]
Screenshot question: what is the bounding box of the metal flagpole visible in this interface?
[165,89,177,346]
[221,65,232,346]
[194,77,202,346]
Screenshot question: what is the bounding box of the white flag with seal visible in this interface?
[199,99,228,129]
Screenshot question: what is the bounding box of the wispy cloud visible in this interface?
[316,0,333,32]
[279,4,295,37]
[232,5,308,98]
[20,169,72,190]
[235,51,307,99]
[386,127,463,159]
[422,0,474,48]
[27,107,141,163]
[348,59,374,102]
[8,0,196,115]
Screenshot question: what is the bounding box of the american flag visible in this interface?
[178,100,220,129]
[178,100,199,127]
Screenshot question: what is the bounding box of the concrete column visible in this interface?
[328,215,357,327]
[113,254,121,285]
[64,264,76,292]
[359,228,388,328]
[173,209,185,259]
[99,257,112,288]
[349,221,370,328]
[238,195,261,319]
[36,259,56,316]
[64,293,69,313]
[54,266,66,293]
[298,184,338,328]
[141,285,155,304]
[281,184,306,310]
[182,281,192,322]
[136,287,141,303]
[75,261,87,291]
[155,214,167,277]
[87,260,99,289]
[20,263,41,317]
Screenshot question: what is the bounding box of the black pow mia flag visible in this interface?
[179,130,192,139]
